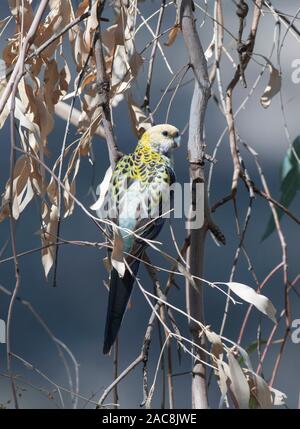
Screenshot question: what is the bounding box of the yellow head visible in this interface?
[138,124,180,155]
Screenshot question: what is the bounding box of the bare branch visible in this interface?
[179,0,211,409]
[94,0,122,169]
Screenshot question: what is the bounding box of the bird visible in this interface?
[103,124,180,354]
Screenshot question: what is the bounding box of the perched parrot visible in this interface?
[103,124,180,354]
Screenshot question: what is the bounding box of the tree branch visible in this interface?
[179,0,211,409]
[94,0,122,169]
[225,0,263,195]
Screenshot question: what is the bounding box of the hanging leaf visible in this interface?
[205,326,223,358]
[111,227,125,278]
[227,351,250,409]
[270,387,287,406]
[0,156,37,222]
[217,360,229,408]
[8,0,33,33]
[238,339,267,366]
[262,136,300,240]
[249,372,273,409]
[205,38,215,60]
[41,204,59,278]
[164,25,180,47]
[235,344,253,371]
[75,0,89,17]
[0,80,9,128]
[260,61,281,108]
[63,152,80,218]
[90,166,112,217]
[223,282,277,323]
[83,0,99,51]
[127,95,152,137]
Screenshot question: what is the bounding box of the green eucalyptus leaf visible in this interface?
[262,137,300,240]
[238,339,267,366]
[281,136,300,182]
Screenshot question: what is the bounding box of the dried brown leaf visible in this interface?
[44,59,60,111]
[164,25,180,47]
[58,59,71,97]
[35,0,73,58]
[0,156,36,222]
[80,71,97,93]
[41,203,59,278]
[47,178,58,206]
[112,227,125,278]
[128,96,152,137]
[8,0,33,33]
[63,154,80,218]
[63,176,76,218]
[83,0,99,52]
[205,327,223,358]
[129,52,143,78]
[75,0,89,18]
[102,12,128,55]
[0,81,9,128]
[2,37,19,66]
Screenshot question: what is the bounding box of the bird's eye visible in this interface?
[174,131,179,138]
[161,130,169,137]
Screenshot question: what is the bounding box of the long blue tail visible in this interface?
[103,260,139,354]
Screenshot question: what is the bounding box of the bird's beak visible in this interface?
[173,135,181,148]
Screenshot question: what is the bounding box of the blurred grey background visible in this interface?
[0,0,299,408]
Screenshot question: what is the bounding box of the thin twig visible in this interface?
[225,0,263,195]
[143,0,166,111]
